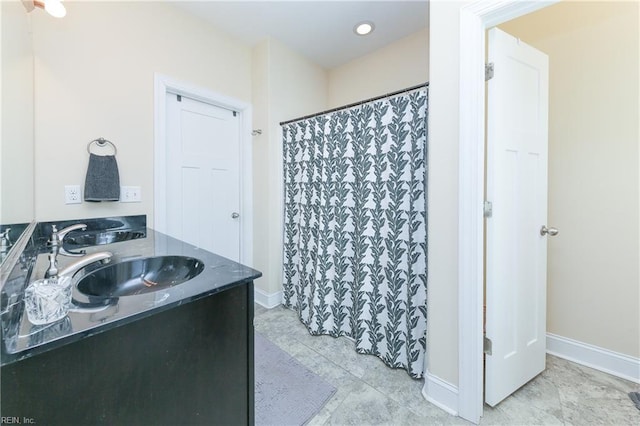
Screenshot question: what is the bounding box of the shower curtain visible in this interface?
[282,87,428,378]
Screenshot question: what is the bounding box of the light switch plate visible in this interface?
[120,186,141,203]
[65,185,82,204]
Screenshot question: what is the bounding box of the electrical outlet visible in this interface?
[65,185,82,204]
[120,186,141,203]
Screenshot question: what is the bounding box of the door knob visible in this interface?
[540,226,558,236]
[231,212,240,219]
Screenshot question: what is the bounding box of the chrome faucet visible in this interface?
[56,251,113,278]
[0,228,11,254]
[44,224,112,279]
[0,228,11,263]
[44,249,113,279]
[52,223,87,257]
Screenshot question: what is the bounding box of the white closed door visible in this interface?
[485,27,550,407]
[165,93,241,262]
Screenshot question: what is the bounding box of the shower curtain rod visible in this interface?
[279,82,429,126]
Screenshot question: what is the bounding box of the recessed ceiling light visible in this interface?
[354,21,375,36]
[34,0,67,18]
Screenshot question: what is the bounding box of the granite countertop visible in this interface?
[1,228,261,366]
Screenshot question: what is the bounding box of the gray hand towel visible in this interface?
[84,153,120,202]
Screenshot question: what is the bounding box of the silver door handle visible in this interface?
[540,226,558,236]
[231,212,240,219]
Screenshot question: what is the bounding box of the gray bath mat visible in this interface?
[255,333,336,425]
[630,392,640,411]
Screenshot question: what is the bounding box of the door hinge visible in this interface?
[233,111,237,117]
[484,336,492,355]
[485,62,494,81]
[484,201,493,218]
[177,94,182,102]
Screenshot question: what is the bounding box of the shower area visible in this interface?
[281,84,428,378]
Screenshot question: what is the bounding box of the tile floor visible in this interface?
[254,304,639,425]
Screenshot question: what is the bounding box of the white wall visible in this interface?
[427,0,464,386]
[31,2,252,224]
[428,0,640,387]
[251,40,271,291]
[328,28,429,108]
[1,0,34,224]
[499,0,639,359]
[251,38,328,297]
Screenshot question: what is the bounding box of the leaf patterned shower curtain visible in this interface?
[282,88,428,378]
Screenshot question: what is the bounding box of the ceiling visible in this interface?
[170,1,429,69]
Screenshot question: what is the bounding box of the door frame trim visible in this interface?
[153,73,253,266]
[457,1,558,423]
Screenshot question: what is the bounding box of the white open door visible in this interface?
[165,93,241,262]
[485,27,551,407]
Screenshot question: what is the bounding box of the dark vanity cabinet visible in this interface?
[1,283,255,425]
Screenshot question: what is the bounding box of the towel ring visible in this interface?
[87,137,117,155]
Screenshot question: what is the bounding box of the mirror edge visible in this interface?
[0,220,36,289]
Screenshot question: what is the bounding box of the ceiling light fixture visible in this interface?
[31,0,67,18]
[354,21,375,36]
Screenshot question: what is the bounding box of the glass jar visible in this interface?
[24,276,73,325]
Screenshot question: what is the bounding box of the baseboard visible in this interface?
[422,371,459,416]
[546,333,640,384]
[254,287,282,309]
[422,335,638,421]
